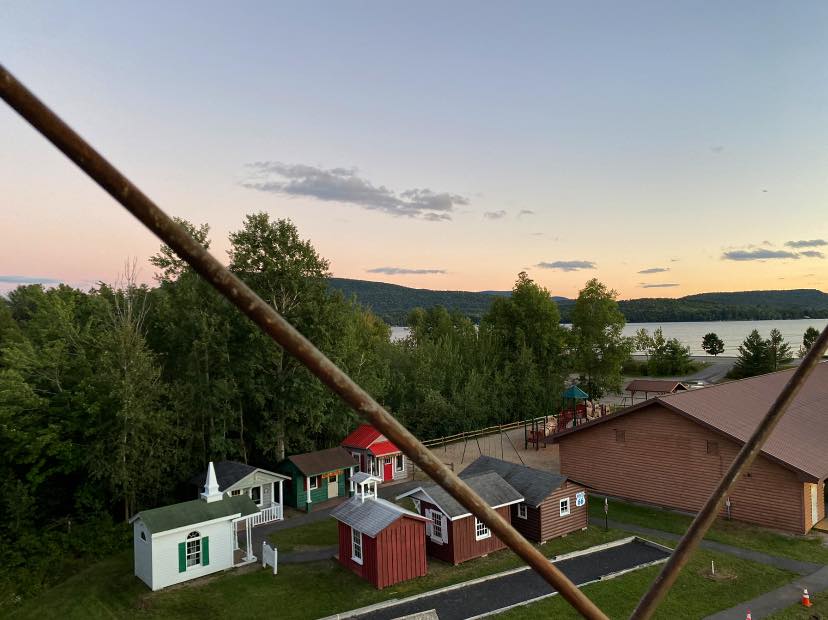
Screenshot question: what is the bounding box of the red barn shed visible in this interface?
[341,424,407,483]
[398,471,523,565]
[330,473,428,589]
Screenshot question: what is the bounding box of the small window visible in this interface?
[474,518,491,541]
[351,528,363,564]
[329,473,338,483]
[615,430,626,443]
[432,510,443,539]
[706,440,719,456]
[250,486,262,505]
[140,530,147,541]
[395,454,404,472]
[517,503,528,520]
[230,489,242,496]
[560,497,571,517]
[308,476,319,490]
[186,531,201,568]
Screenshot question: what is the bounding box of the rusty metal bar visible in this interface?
[0,64,609,620]
[630,324,828,619]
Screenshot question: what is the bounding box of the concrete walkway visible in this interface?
[592,517,822,574]
[328,538,670,620]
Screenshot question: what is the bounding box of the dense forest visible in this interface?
[329,278,828,324]
[0,214,631,603]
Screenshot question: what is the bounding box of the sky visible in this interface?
[2,1,827,298]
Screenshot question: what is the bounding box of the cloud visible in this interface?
[483,210,507,220]
[786,239,827,249]
[366,267,447,275]
[710,145,724,154]
[670,258,680,262]
[722,249,799,261]
[0,275,62,284]
[242,162,468,221]
[800,250,825,259]
[640,283,680,288]
[638,267,669,274]
[517,209,535,218]
[535,260,596,272]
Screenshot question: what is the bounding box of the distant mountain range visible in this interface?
[329,278,828,325]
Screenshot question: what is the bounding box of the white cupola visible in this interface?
[201,461,223,503]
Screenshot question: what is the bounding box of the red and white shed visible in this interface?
[341,424,407,483]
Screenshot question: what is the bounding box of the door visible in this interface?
[383,457,393,481]
[328,474,338,498]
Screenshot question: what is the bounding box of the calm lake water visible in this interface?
[390,318,828,356]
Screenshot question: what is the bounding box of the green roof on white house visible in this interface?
[133,495,258,535]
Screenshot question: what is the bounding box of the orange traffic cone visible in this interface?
[745,610,751,620]
[802,588,812,607]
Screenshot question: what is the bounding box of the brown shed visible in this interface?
[398,472,524,564]
[556,363,828,534]
[460,456,589,543]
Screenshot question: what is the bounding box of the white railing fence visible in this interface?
[262,541,278,575]
[249,502,283,527]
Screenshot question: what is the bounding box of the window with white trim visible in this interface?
[431,510,443,539]
[351,527,363,564]
[395,453,404,472]
[250,485,262,505]
[186,531,202,568]
[474,517,491,541]
[308,475,319,490]
[230,489,242,496]
[517,503,528,519]
[559,497,570,517]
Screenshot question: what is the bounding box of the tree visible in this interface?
[569,279,631,398]
[701,332,725,356]
[633,328,653,360]
[799,326,821,357]
[767,328,792,371]
[731,329,772,378]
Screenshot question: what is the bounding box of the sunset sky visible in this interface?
[2,1,827,298]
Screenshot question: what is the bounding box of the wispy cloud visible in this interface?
[366,267,447,275]
[640,283,680,288]
[241,162,468,221]
[722,249,799,261]
[483,210,507,220]
[517,209,535,218]
[638,267,669,274]
[0,275,62,284]
[785,239,827,249]
[800,250,825,259]
[535,260,596,272]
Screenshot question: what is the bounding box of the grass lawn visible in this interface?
[9,526,629,620]
[499,547,795,619]
[767,589,828,618]
[592,497,828,564]
[267,518,339,553]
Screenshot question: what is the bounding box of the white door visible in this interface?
[328,474,338,498]
[811,484,819,525]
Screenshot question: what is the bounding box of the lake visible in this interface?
[390,318,828,356]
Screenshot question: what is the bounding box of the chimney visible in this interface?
[201,462,222,503]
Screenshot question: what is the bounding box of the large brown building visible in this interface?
[555,363,828,534]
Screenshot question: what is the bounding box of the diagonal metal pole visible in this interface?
[630,325,828,619]
[0,63,609,620]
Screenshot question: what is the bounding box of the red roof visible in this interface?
[369,441,400,456]
[341,424,383,449]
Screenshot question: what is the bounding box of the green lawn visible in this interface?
[499,548,795,619]
[766,589,828,619]
[8,525,629,620]
[592,497,828,564]
[267,518,339,553]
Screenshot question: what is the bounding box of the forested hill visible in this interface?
[329,278,828,324]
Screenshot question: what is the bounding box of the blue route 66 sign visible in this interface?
[575,491,586,507]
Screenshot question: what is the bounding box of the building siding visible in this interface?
[147,519,235,590]
[419,501,512,564]
[510,481,589,542]
[558,404,809,533]
[280,461,350,511]
[133,520,153,588]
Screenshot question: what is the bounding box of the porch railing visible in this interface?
[250,503,282,527]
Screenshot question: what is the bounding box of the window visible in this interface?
[432,510,443,539]
[250,485,262,505]
[707,440,719,456]
[308,476,319,490]
[475,518,490,540]
[351,528,363,564]
[395,453,404,472]
[230,489,242,496]
[615,430,626,443]
[517,503,528,519]
[560,498,571,517]
[352,452,360,472]
[329,473,338,483]
[371,459,380,476]
[140,530,147,541]
[186,531,201,568]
